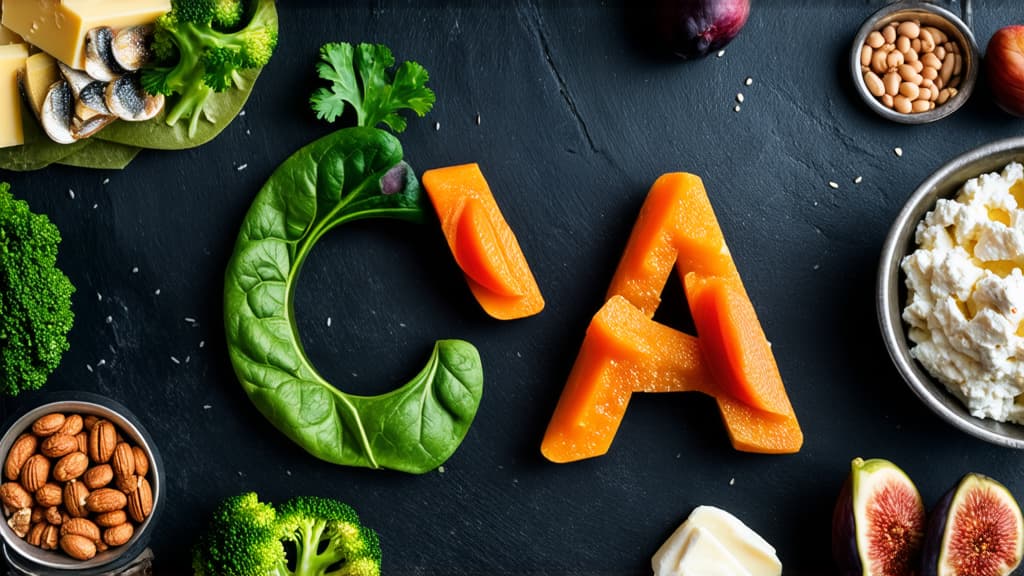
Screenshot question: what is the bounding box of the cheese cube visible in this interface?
[1,0,170,69]
[0,4,24,45]
[0,43,29,148]
[21,52,58,118]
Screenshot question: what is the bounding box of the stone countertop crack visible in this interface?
[517,1,598,156]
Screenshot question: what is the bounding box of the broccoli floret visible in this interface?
[142,0,279,138]
[192,493,288,576]
[192,493,381,576]
[0,183,74,397]
[278,496,382,576]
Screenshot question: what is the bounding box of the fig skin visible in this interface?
[832,458,925,576]
[920,473,1024,576]
[655,0,751,60]
[986,25,1024,117]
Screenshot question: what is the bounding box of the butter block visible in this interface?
[652,506,782,576]
[1,0,170,69]
[20,52,58,117]
[0,43,29,148]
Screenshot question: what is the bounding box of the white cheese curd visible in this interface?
[901,162,1024,423]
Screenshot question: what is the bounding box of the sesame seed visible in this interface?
[92,204,98,209]
[68,189,75,199]
[86,364,93,373]
[132,267,139,274]
[97,359,106,367]
[729,478,735,486]
[105,316,113,324]
[717,49,726,57]
[854,176,863,184]
[745,77,753,86]
[734,105,741,112]
[475,113,481,125]
[154,289,161,296]
[96,292,102,301]
[184,317,196,324]
[171,356,181,365]
[438,466,446,474]
[199,340,205,349]
[326,317,332,327]
[894,147,903,157]
[102,178,110,185]
[434,122,440,131]
[236,163,248,171]
[246,129,251,135]
[736,93,744,103]
[829,181,839,189]
[239,110,246,116]
[185,355,191,364]
[203,405,212,410]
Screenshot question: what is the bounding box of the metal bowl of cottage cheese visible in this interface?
[879,137,1024,447]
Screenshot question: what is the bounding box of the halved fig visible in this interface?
[921,473,1024,576]
[833,457,926,576]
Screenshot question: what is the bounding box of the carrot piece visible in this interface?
[541,295,801,463]
[541,296,713,463]
[542,172,801,462]
[422,164,545,320]
[684,273,792,417]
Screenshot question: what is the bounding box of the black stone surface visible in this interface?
[3,1,1024,574]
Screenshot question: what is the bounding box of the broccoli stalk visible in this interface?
[0,183,74,397]
[192,493,381,576]
[142,0,278,138]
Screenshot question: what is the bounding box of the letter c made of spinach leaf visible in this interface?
[223,127,483,474]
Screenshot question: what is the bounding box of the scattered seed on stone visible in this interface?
[170,356,181,365]
[236,164,248,171]
[894,147,904,157]
[717,49,725,57]
[736,93,744,103]
[829,181,839,189]
[854,176,864,184]
[745,77,753,86]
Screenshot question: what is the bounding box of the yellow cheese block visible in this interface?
[1,0,170,69]
[0,5,24,45]
[21,52,58,117]
[0,43,29,148]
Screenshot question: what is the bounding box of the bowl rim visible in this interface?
[850,0,979,124]
[0,394,163,572]
[877,136,1024,448]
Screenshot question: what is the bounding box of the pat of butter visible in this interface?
[21,52,58,117]
[652,506,782,576]
[1,0,170,69]
[656,525,752,576]
[0,43,29,148]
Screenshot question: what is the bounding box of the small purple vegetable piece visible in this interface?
[921,473,1023,576]
[832,457,925,576]
[655,0,751,60]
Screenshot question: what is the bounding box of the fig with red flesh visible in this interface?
[921,473,1024,576]
[833,457,926,576]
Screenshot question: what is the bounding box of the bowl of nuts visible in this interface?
[851,0,979,124]
[0,394,163,573]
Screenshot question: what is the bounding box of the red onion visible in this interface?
[656,0,751,60]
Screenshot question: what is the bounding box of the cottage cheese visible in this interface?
[902,162,1024,423]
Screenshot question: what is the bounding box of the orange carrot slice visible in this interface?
[541,295,801,462]
[422,164,544,320]
[542,172,801,462]
[684,273,792,417]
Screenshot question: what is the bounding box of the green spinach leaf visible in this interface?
[0,116,88,173]
[57,140,142,170]
[224,126,483,473]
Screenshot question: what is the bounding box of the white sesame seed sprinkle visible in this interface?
[854,176,863,184]
[199,340,205,349]
[717,49,725,57]
[326,317,332,327]
[729,478,735,486]
[68,189,75,199]
[105,316,113,324]
[184,317,196,324]
[86,364,93,373]
[239,110,246,116]
[132,267,139,274]
[97,292,102,301]
[154,289,161,296]
[102,178,109,185]
[894,147,903,157]
[736,93,744,103]
[203,404,212,410]
[96,359,106,367]
[828,181,839,189]
[171,356,180,365]
[745,77,753,86]
[92,204,98,209]
[438,466,445,474]
[733,105,741,112]
[237,164,248,172]
[185,355,191,364]
[434,122,440,131]
[475,113,481,125]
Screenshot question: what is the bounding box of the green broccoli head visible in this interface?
[0,183,74,397]
[142,0,278,137]
[193,493,380,576]
[192,492,287,576]
[278,496,382,576]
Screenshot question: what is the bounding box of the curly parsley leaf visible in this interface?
[310,42,435,133]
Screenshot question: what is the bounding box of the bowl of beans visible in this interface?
[851,0,979,124]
